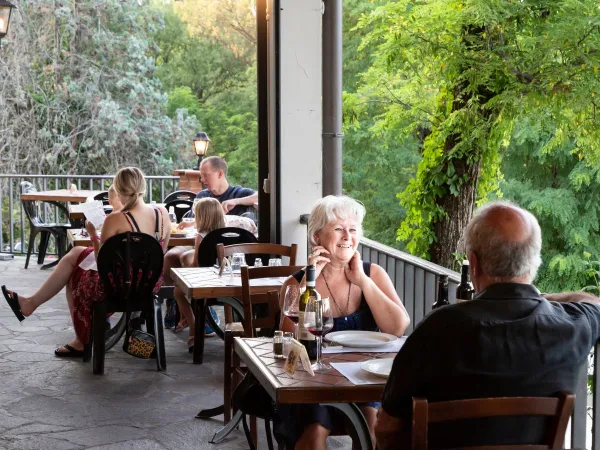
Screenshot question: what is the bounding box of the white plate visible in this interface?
[325,330,398,348]
[361,358,395,379]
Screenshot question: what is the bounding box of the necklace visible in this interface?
[321,270,352,317]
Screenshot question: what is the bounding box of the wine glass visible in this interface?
[282,285,303,339]
[303,297,334,371]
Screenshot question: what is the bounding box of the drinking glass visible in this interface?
[303,297,334,371]
[282,285,303,339]
[231,253,245,271]
[181,210,195,235]
[268,258,282,266]
[254,258,263,267]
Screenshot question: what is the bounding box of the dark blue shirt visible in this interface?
[382,283,600,446]
[195,185,255,216]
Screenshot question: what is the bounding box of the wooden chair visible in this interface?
[224,265,304,449]
[411,391,575,450]
[216,242,298,326]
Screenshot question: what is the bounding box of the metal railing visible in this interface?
[0,174,180,254]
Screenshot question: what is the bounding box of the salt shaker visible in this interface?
[273,331,284,358]
[282,332,294,358]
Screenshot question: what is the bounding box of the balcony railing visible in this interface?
[0,174,180,254]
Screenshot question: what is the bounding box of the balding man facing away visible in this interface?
[376,201,600,449]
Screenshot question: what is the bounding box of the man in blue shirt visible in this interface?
[375,201,600,449]
[195,156,257,217]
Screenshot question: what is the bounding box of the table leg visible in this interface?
[193,298,206,364]
[209,409,243,444]
[323,403,373,450]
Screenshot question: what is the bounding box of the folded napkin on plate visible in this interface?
[322,336,406,354]
[330,361,387,385]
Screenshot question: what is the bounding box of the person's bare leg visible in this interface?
[163,247,184,285]
[179,249,194,268]
[8,247,86,317]
[352,406,377,450]
[55,278,85,353]
[295,423,330,450]
[174,286,195,339]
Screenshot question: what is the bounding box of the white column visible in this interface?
[274,0,323,264]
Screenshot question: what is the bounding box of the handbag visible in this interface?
[123,327,156,359]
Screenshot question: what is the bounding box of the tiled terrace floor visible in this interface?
[0,256,352,450]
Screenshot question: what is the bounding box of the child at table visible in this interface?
[172,197,226,347]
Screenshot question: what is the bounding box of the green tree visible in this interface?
[0,0,198,176]
[356,0,600,268]
[498,119,600,292]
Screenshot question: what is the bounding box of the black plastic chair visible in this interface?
[192,227,258,364]
[93,191,113,215]
[83,232,165,375]
[20,181,72,269]
[163,190,197,203]
[164,199,194,223]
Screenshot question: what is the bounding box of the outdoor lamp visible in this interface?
[0,0,16,47]
[193,131,210,170]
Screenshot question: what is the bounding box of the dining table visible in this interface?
[68,202,167,221]
[20,189,102,203]
[220,337,397,450]
[170,267,287,364]
[67,229,196,248]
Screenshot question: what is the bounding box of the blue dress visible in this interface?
[273,262,380,447]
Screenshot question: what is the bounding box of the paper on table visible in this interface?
[78,250,97,271]
[78,200,106,228]
[322,336,406,354]
[330,361,387,385]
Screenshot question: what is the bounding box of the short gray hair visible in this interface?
[308,196,366,247]
[463,200,542,281]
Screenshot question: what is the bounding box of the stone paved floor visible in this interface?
[0,256,351,450]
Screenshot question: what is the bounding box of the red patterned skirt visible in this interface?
[70,247,163,344]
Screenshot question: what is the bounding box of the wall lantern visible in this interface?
[0,0,16,48]
[193,131,210,170]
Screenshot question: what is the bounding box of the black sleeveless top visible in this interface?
[292,262,378,332]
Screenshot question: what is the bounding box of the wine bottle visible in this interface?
[432,275,449,310]
[456,260,475,303]
[299,265,318,360]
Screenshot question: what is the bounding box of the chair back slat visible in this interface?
[240,265,304,338]
[411,392,574,450]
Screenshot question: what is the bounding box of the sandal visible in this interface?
[2,285,25,322]
[54,344,84,358]
[174,319,189,333]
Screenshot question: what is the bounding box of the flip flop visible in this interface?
[54,344,84,358]
[1,285,25,322]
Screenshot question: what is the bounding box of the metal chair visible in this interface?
[20,181,71,269]
[83,232,166,375]
[411,392,574,449]
[164,199,194,223]
[192,227,258,364]
[162,190,197,203]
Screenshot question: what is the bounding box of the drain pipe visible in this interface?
[322,0,343,196]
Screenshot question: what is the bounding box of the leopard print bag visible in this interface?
[123,329,156,359]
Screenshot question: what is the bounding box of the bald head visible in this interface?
[464,201,542,283]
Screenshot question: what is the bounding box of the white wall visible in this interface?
[276,0,323,264]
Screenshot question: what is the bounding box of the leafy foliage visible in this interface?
[354,0,600,266]
[0,0,198,176]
